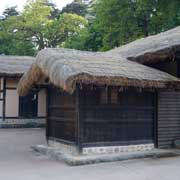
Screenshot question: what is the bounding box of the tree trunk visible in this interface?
[38,33,45,50]
[143,15,149,37]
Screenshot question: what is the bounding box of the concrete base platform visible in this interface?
[31,144,180,166]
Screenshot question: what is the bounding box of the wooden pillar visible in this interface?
[46,87,49,143]
[154,90,158,148]
[75,86,83,154]
[0,78,3,119]
[2,78,6,121]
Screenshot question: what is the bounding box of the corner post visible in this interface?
[154,90,158,148]
[75,85,83,154]
[46,87,49,143]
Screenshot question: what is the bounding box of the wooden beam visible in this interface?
[2,78,6,121]
[5,87,17,90]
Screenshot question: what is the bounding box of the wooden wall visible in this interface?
[47,86,156,152]
[79,87,155,147]
[150,61,177,77]
[47,86,76,143]
[158,90,180,148]
[48,86,180,150]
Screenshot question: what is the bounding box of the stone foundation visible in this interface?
[32,144,180,166]
[83,144,154,155]
[0,118,46,128]
[48,140,78,155]
[48,140,154,155]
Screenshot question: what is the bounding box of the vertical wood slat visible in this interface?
[47,86,76,142]
[82,88,155,144]
[154,90,158,148]
[158,90,180,148]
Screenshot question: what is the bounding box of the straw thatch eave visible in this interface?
[0,55,35,76]
[17,48,180,96]
[106,26,180,64]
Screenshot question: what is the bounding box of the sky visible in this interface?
[0,0,74,16]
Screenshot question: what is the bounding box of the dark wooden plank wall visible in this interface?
[150,61,177,77]
[158,90,180,148]
[47,87,76,142]
[80,87,155,146]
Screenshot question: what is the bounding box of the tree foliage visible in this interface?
[61,0,88,17]
[45,13,88,48]
[2,6,19,19]
[90,0,180,50]
[0,15,35,55]
[1,0,180,55]
[0,0,87,55]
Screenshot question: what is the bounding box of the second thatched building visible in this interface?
[0,55,46,127]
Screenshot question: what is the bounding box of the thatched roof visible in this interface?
[0,55,35,77]
[106,26,180,64]
[17,48,180,95]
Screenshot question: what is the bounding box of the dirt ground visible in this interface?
[0,128,180,180]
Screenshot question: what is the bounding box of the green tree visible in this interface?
[64,22,103,51]
[45,13,88,48]
[45,2,61,19]
[0,16,35,55]
[91,0,180,50]
[93,0,141,50]
[2,6,19,19]
[21,0,53,50]
[20,0,87,49]
[61,0,88,17]
[0,0,88,55]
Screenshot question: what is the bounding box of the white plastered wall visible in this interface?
[5,79,47,118]
[5,90,19,117]
[5,78,19,117]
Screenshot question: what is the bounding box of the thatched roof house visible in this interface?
[17,48,180,96]
[0,55,46,128]
[106,26,180,64]
[0,55,35,77]
[17,27,180,158]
